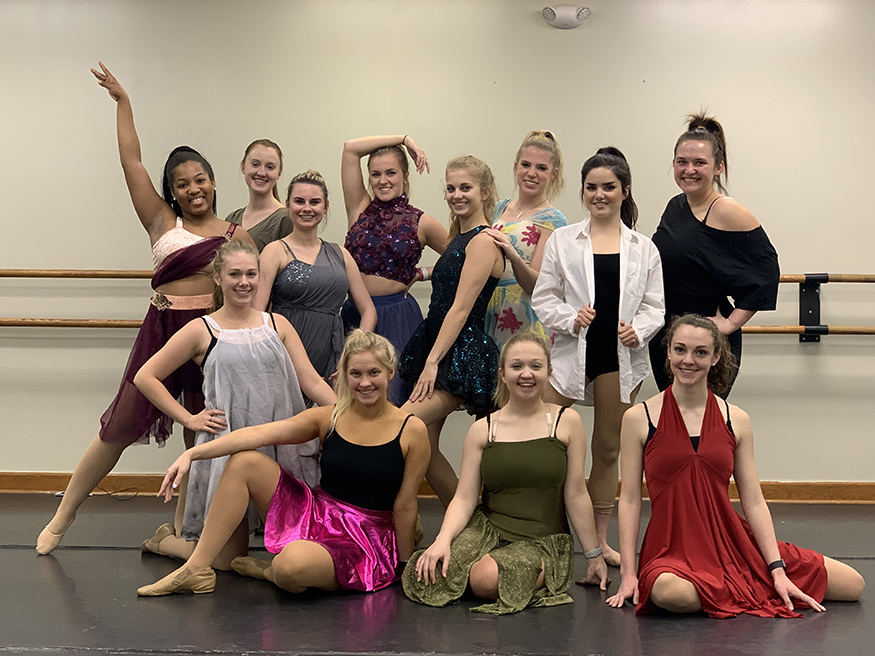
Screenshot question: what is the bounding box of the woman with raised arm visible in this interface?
[606,314,864,617]
[136,331,430,597]
[404,333,608,614]
[133,240,335,566]
[36,62,255,555]
[225,139,293,252]
[649,113,780,396]
[255,171,376,388]
[532,147,664,567]
[484,130,567,348]
[399,156,505,507]
[341,134,447,404]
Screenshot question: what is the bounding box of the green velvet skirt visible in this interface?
[402,508,574,615]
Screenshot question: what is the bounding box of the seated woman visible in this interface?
[136,330,429,596]
[133,240,335,567]
[403,332,609,614]
[606,314,865,618]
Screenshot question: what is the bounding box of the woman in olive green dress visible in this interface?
[403,332,608,614]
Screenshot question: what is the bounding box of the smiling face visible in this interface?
[346,350,393,406]
[499,340,551,401]
[514,146,555,200]
[668,324,720,387]
[286,182,327,230]
[242,145,282,196]
[368,152,406,202]
[582,166,628,221]
[171,161,215,217]
[673,139,723,196]
[214,251,259,306]
[445,168,486,219]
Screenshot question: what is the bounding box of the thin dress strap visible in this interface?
[200,317,219,366]
[268,312,278,331]
[701,196,722,225]
[642,400,655,429]
[723,398,735,435]
[550,406,568,438]
[486,412,497,443]
[280,239,296,259]
[396,413,414,438]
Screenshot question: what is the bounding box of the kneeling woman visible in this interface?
[137,331,430,596]
[606,314,865,617]
[404,333,608,615]
[133,240,336,566]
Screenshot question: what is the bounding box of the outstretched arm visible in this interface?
[414,419,487,584]
[606,406,647,608]
[561,409,609,589]
[157,405,332,502]
[90,62,173,239]
[733,408,825,612]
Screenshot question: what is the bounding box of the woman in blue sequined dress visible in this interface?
[400,156,505,506]
[255,171,376,385]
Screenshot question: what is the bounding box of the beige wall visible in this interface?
[1,0,873,481]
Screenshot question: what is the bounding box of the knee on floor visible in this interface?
[650,573,701,613]
[468,556,499,601]
[269,553,310,594]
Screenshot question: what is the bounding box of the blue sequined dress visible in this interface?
[400,226,501,413]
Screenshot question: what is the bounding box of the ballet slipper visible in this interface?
[137,564,216,596]
[141,523,176,555]
[602,549,622,568]
[36,525,67,556]
[231,556,273,581]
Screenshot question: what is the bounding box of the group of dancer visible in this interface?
[35,62,863,618]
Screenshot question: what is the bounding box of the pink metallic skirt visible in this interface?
[264,469,399,592]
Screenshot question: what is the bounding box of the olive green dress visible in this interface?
[403,408,575,614]
[226,207,293,252]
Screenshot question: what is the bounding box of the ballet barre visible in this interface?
[1,270,873,337]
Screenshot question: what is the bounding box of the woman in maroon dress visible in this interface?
[607,314,864,618]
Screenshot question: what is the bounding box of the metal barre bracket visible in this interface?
[799,274,828,343]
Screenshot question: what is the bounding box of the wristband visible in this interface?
[767,559,786,572]
[401,134,408,147]
[584,547,603,560]
[419,267,428,282]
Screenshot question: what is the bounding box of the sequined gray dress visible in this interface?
[180,313,319,541]
[270,240,348,381]
[399,226,501,413]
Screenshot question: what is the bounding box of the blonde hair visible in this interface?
[331,330,398,428]
[241,139,284,201]
[367,145,410,197]
[210,240,259,311]
[515,130,566,201]
[493,332,552,408]
[445,155,498,242]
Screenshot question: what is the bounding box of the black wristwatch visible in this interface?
[767,559,786,572]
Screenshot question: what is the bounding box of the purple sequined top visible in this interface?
[345,195,424,284]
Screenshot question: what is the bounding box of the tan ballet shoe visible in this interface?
[36,524,68,556]
[137,564,216,596]
[141,523,176,555]
[230,556,273,580]
[602,549,621,568]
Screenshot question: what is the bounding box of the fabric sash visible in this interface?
[151,225,236,289]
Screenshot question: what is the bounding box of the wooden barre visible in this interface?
[0,269,151,279]
[1,269,874,283]
[0,319,143,328]
[743,325,875,335]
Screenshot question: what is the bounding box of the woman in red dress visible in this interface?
[607,314,864,618]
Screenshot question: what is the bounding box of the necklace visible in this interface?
[515,200,548,220]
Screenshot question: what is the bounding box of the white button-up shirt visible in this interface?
[532,219,665,404]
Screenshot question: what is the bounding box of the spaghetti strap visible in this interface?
[723,398,735,435]
[550,406,568,439]
[224,223,237,238]
[280,239,296,259]
[200,316,216,337]
[396,413,414,438]
[268,312,278,331]
[702,196,722,225]
[642,401,655,430]
[486,412,497,443]
[200,317,219,366]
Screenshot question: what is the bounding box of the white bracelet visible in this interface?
[583,547,603,560]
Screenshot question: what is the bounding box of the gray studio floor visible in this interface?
[1,493,872,656]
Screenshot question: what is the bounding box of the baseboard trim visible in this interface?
[3,472,873,503]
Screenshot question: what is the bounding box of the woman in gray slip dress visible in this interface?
[134,241,336,567]
[256,170,376,383]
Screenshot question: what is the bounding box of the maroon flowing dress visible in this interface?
[637,386,827,618]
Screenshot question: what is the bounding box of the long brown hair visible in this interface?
[662,314,735,395]
[675,112,729,194]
